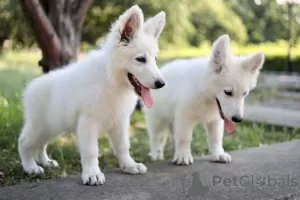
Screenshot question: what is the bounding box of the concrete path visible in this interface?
[244,72,300,128]
[257,73,300,90]
[258,99,300,111]
[1,140,300,200]
[281,92,300,101]
[244,103,300,128]
[246,73,300,128]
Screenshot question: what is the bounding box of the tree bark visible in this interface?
[20,0,92,73]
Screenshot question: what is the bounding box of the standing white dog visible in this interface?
[143,34,265,165]
[18,5,166,185]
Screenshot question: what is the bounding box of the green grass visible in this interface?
[159,40,300,61]
[0,50,41,70]
[0,50,300,187]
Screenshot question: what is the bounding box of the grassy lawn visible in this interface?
[159,41,300,61]
[0,51,300,187]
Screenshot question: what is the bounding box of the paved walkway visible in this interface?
[257,73,300,90]
[244,103,300,128]
[1,140,300,200]
[244,73,300,128]
[258,99,300,111]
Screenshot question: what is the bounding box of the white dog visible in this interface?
[143,34,265,165]
[18,5,166,185]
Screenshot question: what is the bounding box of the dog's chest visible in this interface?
[93,88,137,128]
[192,101,220,123]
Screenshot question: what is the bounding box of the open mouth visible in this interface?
[128,73,153,108]
[216,98,236,134]
[216,98,225,120]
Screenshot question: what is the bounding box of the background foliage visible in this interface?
[1,0,300,50]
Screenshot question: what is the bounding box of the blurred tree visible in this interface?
[0,0,34,52]
[225,0,300,44]
[1,0,298,54]
[82,0,248,48]
[0,0,13,52]
[82,0,196,48]
[189,0,247,46]
[20,0,92,73]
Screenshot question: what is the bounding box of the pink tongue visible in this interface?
[224,118,235,134]
[141,85,153,108]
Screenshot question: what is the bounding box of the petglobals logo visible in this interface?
[212,175,299,188]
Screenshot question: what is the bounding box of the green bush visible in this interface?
[158,41,300,72]
[2,40,300,73]
[159,54,300,73]
[263,56,300,72]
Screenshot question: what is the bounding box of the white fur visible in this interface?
[143,34,265,165]
[18,5,166,185]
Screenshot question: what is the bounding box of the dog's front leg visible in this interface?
[108,118,147,174]
[172,112,195,165]
[205,120,232,163]
[76,116,105,185]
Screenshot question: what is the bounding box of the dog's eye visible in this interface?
[136,57,146,63]
[243,91,248,96]
[224,90,233,96]
[155,56,158,60]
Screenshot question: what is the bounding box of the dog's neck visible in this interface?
[98,33,137,92]
[103,58,131,90]
[95,43,128,88]
[193,66,218,103]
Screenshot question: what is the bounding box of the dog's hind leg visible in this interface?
[18,122,44,175]
[36,143,59,168]
[145,114,169,160]
[108,117,147,175]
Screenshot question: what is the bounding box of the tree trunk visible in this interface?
[20,0,92,73]
[0,37,7,54]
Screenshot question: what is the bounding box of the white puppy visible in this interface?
[18,5,166,185]
[143,34,265,165]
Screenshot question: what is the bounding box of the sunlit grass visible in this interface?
[2,41,300,69]
[159,41,300,61]
[0,50,41,70]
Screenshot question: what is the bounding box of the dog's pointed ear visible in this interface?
[242,52,265,72]
[143,11,166,39]
[210,34,232,74]
[118,5,144,43]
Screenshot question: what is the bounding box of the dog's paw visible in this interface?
[148,151,164,161]
[172,151,193,165]
[41,159,59,168]
[24,165,44,175]
[82,170,105,186]
[121,162,147,174]
[212,152,232,163]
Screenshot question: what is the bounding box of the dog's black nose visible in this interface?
[155,80,165,89]
[232,116,243,123]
